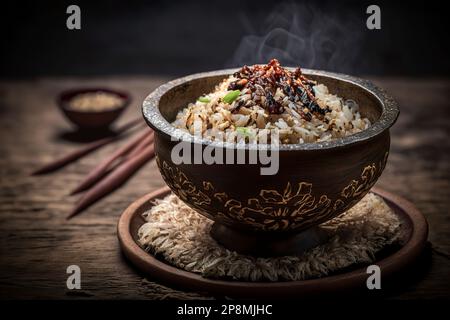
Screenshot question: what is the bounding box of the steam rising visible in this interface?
[228,3,364,72]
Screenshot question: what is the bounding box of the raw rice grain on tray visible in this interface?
[172,59,371,144]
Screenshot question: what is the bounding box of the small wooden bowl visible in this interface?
[58,88,130,129]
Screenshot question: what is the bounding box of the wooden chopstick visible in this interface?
[67,144,155,219]
[69,127,153,195]
[31,118,143,175]
[123,131,155,160]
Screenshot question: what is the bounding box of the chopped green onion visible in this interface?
[197,96,211,103]
[222,90,240,104]
[236,127,252,137]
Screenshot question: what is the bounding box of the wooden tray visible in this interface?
[117,186,428,298]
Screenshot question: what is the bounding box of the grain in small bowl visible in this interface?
[58,88,130,129]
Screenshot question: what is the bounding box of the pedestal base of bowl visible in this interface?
[210,222,329,257]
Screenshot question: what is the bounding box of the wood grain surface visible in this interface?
[0,77,448,300]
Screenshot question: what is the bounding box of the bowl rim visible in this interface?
[142,68,399,151]
[58,87,131,115]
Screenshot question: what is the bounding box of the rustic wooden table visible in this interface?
[0,77,448,300]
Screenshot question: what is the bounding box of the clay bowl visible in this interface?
[142,69,399,253]
[58,88,130,129]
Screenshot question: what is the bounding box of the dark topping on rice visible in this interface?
[266,91,284,114]
[228,59,330,118]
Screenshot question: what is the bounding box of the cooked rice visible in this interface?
[138,192,401,282]
[172,59,371,144]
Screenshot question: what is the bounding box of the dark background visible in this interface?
[1,0,448,78]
